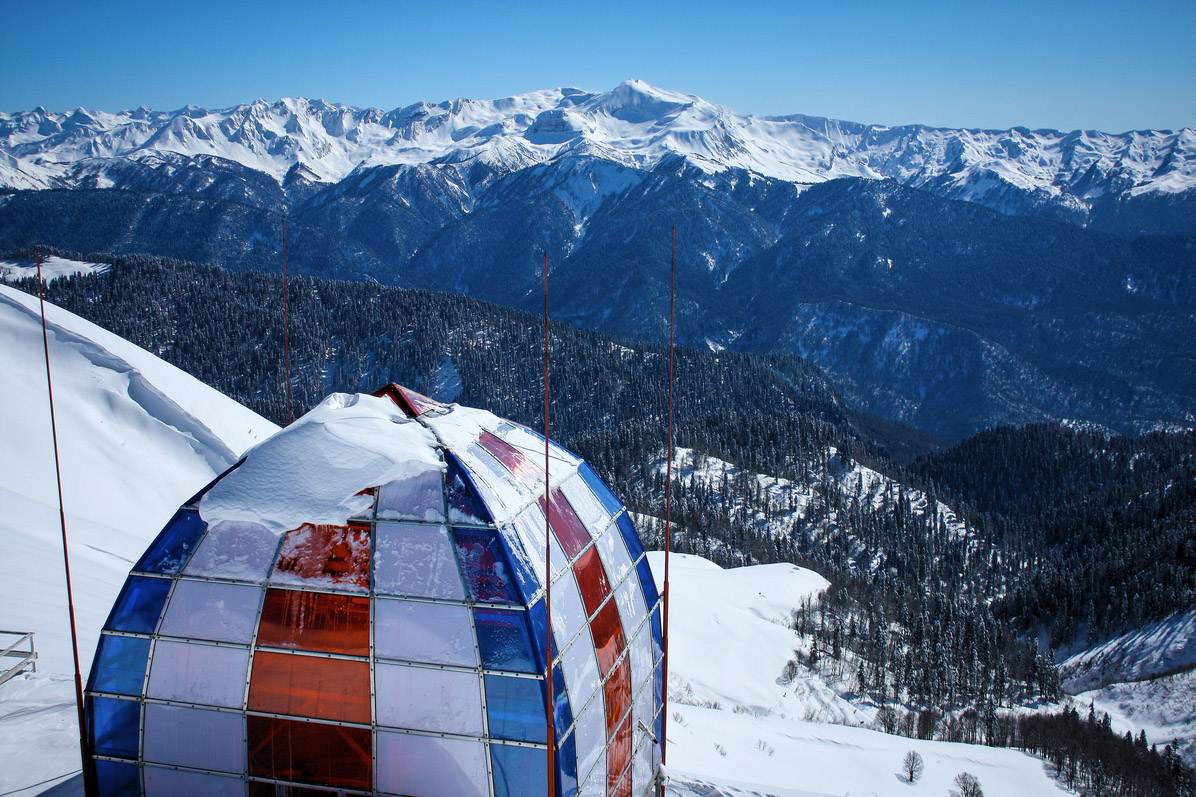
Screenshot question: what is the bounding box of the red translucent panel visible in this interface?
[573,548,613,618]
[607,712,632,797]
[248,651,371,724]
[257,589,370,656]
[373,383,444,417]
[590,601,626,678]
[539,489,591,560]
[479,431,544,487]
[248,715,372,791]
[604,658,632,738]
[274,523,371,589]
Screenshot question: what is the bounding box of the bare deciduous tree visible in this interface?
[901,750,924,783]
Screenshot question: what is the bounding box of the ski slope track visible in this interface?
[3,80,1193,217]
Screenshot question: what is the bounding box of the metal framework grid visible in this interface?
[84,386,664,797]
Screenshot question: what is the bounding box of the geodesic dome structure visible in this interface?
[84,385,663,797]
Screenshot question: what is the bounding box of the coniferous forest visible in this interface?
[10,248,1196,794]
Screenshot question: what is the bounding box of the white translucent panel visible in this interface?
[562,625,601,725]
[547,522,572,580]
[550,563,590,651]
[375,599,476,667]
[461,445,522,516]
[511,507,548,586]
[560,474,610,534]
[375,662,483,735]
[615,575,649,673]
[158,580,262,644]
[377,731,488,797]
[595,522,636,589]
[185,520,280,582]
[143,702,246,772]
[374,523,464,599]
[629,624,654,732]
[575,693,607,797]
[631,726,655,797]
[143,766,246,796]
[497,423,581,469]
[146,640,249,708]
[378,468,446,523]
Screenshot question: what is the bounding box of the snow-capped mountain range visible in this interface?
[3,79,1194,220]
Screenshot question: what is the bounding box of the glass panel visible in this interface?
[93,759,140,797]
[561,625,602,720]
[88,634,149,696]
[87,695,139,758]
[558,730,580,797]
[607,713,632,797]
[374,599,476,667]
[248,651,371,724]
[143,702,246,772]
[574,695,606,797]
[484,674,547,743]
[186,519,281,582]
[590,601,626,679]
[604,659,632,739]
[159,580,262,644]
[271,523,370,591]
[632,726,654,797]
[479,430,545,490]
[511,505,549,585]
[578,462,624,517]
[377,468,445,522]
[500,525,540,603]
[497,423,580,469]
[595,521,636,591]
[374,523,464,599]
[453,528,519,604]
[445,453,493,525]
[106,575,171,634]
[375,662,483,735]
[462,444,521,515]
[615,512,647,565]
[491,743,546,797]
[629,625,654,740]
[634,555,662,616]
[376,731,488,797]
[256,589,370,656]
[144,766,246,796]
[615,576,649,688]
[528,600,550,675]
[573,547,613,619]
[540,490,591,560]
[135,509,208,574]
[475,608,538,673]
[560,473,609,533]
[247,715,372,791]
[550,553,589,651]
[146,640,250,708]
[552,663,574,736]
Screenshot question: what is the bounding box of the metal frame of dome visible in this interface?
[83,385,664,797]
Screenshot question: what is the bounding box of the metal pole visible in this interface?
[543,251,555,797]
[661,227,676,767]
[36,247,98,796]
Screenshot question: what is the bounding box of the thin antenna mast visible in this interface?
[282,219,293,425]
[543,251,556,797]
[661,227,676,767]
[36,247,97,796]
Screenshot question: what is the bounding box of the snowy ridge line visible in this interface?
[1060,608,1196,693]
[2,80,1192,201]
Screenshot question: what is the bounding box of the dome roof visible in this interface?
[84,385,663,797]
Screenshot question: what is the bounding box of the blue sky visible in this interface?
[2,0,1193,133]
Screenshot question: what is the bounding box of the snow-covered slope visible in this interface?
[0,283,277,675]
[648,553,1068,796]
[3,81,1192,210]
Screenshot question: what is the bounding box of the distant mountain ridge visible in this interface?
[3,80,1195,234]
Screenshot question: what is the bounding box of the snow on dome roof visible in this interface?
[84,385,664,797]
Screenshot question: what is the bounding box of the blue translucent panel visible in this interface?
[635,554,662,615]
[528,600,549,674]
[558,730,580,797]
[499,525,541,603]
[135,509,208,574]
[552,664,574,742]
[105,575,172,634]
[579,462,625,517]
[453,529,519,604]
[445,452,493,525]
[616,511,647,568]
[88,634,150,696]
[88,695,140,758]
[484,674,547,743]
[491,742,547,797]
[93,758,140,797]
[475,608,538,673]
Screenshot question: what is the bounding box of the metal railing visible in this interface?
[0,630,37,686]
